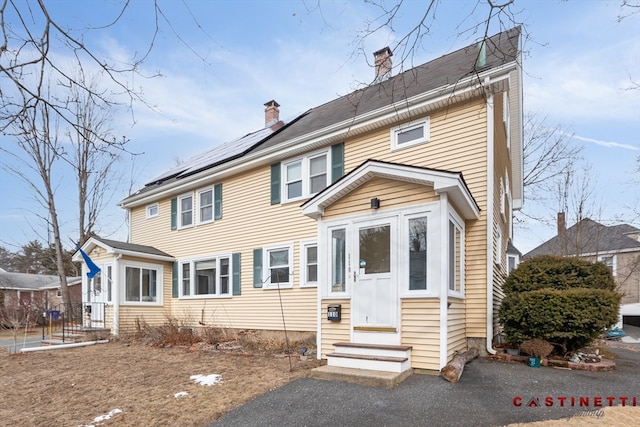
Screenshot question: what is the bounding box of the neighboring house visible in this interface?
[0,269,81,316]
[74,27,523,372]
[506,241,522,275]
[525,214,640,327]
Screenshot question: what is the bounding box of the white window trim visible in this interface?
[146,203,159,219]
[507,254,518,275]
[263,243,294,289]
[281,149,330,203]
[401,210,439,298]
[121,261,163,306]
[300,240,318,288]
[447,211,465,299]
[196,187,214,225]
[495,223,503,267]
[598,254,617,277]
[499,177,506,222]
[178,253,233,299]
[503,91,511,154]
[178,193,194,229]
[324,223,350,298]
[390,118,430,151]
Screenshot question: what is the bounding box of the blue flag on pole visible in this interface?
[76,245,101,279]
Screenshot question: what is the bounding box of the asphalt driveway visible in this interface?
[213,343,639,427]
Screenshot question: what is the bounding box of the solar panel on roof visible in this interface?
[146,127,274,186]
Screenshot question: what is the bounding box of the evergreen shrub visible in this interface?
[499,255,620,351]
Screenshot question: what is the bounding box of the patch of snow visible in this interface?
[174,391,189,399]
[78,408,123,426]
[93,409,122,424]
[190,374,222,386]
[621,336,640,344]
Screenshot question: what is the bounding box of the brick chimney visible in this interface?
[373,47,393,81]
[557,212,567,255]
[264,100,283,130]
[557,212,566,236]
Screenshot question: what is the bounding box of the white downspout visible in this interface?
[485,80,496,355]
[113,254,121,337]
[439,196,449,368]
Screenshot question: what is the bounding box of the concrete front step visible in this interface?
[327,342,413,373]
[310,365,412,388]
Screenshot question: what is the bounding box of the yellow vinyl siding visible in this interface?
[320,300,351,358]
[125,94,497,345]
[323,177,438,219]
[118,307,169,333]
[105,305,113,331]
[401,299,440,370]
[447,299,467,360]
[130,166,319,332]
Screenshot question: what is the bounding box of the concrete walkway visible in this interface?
[213,344,639,427]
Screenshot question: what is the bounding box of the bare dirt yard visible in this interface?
[0,328,321,426]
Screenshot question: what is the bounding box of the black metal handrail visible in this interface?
[41,302,106,343]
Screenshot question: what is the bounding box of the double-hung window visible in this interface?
[309,154,327,194]
[598,255,616,276]
[259,244,293,288]
[179,194,193,228]
[180,255,231,297]
[300,241,318,287]
[282,151,329,202]
[125,264,161,304]
[198,188,213,224]
[285,161,303,199]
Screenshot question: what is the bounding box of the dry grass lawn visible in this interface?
[1,329,637,426]
[0,330,321,426]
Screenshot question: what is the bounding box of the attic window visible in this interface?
[146,203,159,218]
[391,119,430,150]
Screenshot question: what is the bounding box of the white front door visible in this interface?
[87,265,111,328]
[352,217,399,345]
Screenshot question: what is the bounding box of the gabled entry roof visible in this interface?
[301,160,480,220]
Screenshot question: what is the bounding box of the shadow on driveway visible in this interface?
[213,345,639,427]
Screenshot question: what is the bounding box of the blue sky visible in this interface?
[0,0,638,255]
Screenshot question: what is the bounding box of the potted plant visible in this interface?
[520,339,554,368]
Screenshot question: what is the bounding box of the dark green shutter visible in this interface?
[172,261,178,297]
[270,163,281,205]
[253,248,263,288]
[232,253,241,295]
[170,198,177,230]
[331,142,344,183]
[214,183,222,220]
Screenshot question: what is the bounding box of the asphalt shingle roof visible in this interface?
[525,218,640,258]
[123,27,520,201]
[92,237,173,258]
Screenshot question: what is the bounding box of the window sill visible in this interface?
[400,292,438,299]
[179,295,232,300]
[121,301,163,306]
[263,284,294,290]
